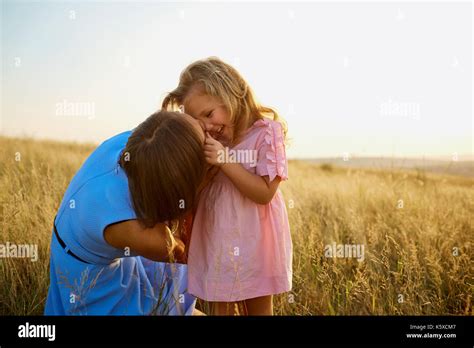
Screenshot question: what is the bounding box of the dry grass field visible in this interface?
[0,136,472,315]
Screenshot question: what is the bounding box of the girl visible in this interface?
[163,57,292,315]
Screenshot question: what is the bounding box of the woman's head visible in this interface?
[162,57,286,146]
[120,110,206,227]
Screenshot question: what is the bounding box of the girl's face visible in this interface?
[183,88,233,144]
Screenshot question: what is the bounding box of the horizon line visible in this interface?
[1,133,472,162]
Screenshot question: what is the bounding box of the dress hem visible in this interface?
[188,274,292,302]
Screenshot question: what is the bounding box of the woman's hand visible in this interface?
[168,229,187,264]
[104,220,188,264]
[203,132,226,167]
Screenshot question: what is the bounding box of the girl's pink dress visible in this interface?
[188,118,292,302]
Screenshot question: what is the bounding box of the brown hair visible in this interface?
[119,110,206,228]
[162,57,287,146]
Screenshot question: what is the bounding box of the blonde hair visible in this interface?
[162,57,287,145]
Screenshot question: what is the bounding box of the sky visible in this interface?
[1,0,472,159]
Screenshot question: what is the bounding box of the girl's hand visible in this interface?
[204,132,226,167]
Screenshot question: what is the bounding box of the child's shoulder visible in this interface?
[251,117,283,134]
[249,117,285,145]
[251,117,282,130]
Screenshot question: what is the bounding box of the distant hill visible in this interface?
[302,157,474,177]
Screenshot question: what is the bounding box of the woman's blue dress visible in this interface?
[44,131,196,315]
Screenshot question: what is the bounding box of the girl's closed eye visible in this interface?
[206,110,213,118]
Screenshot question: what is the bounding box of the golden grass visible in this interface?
[0,136,472,315]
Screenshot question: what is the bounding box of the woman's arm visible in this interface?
[104,220,186,263]
[204,133,281,205]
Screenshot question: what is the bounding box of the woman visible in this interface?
[45,110,207,315]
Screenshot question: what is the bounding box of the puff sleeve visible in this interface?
[255,119,288,182]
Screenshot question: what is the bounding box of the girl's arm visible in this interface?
[104,220,186,263]
[204,133,281,205]
[221,163,281,205]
